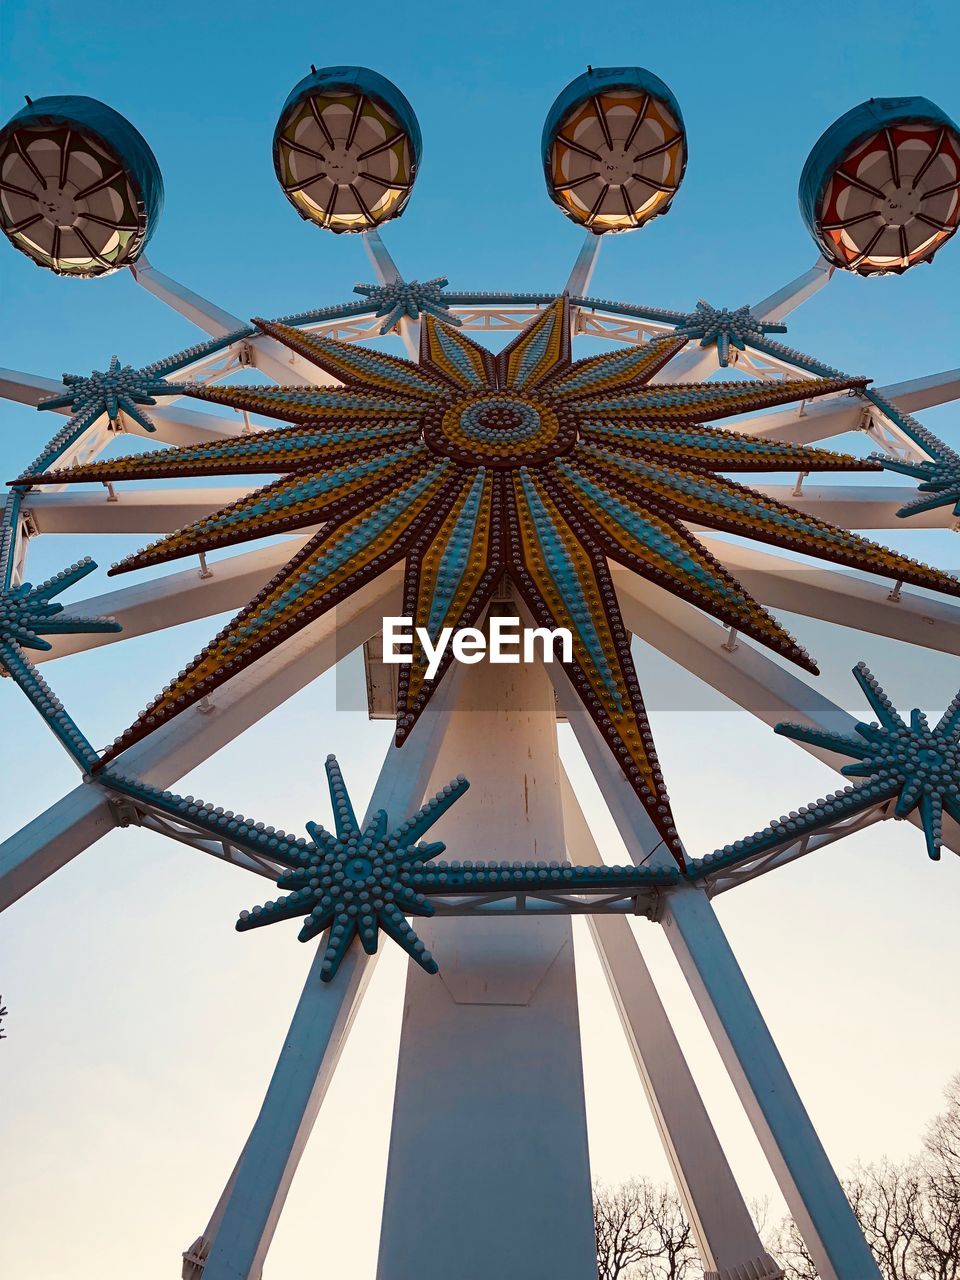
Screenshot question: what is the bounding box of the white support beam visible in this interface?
[32,539,313,661]
[548,606,879,1279]
[0,569,401,913]
[750,256,835,323]
[548,608,879,1278]
[561,771,782,1280]
[0,366,246,450]
[24,487,255,536]
[654,259,836,386]
[733,368,960,448]
[661,885,881,1280]
[890,368,960,415]
[0,367,66,408]
[564,230,602,297]
[196,677,462,1280]
[687,544,960,656]
[377,626,596,1280]
[361,230,418,361]
[129,258,336,388]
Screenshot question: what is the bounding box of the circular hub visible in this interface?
[37,188,82,229]
[424,393,577,468]
[880,183,923,227]
[344,855,373,883]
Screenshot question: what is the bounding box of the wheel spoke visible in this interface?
[72,223,112,269]
[622,93,650,152]
[916,212,954,233]
[632,135,682,164]
[58,129,73,191]
[847,224,885,270]
[349,181,377,227]
[619,184,639,227]
[629,172,675,194]
[911,127,947,191]
[584,184,610,227]
[307,95,335,151]
[921,177,960,200]
[12,134,47,189]
[883,127,900,188]
[820,210,880,232]
[286,171,327,194]
[345,94,366,152]
[73,168,126,201]
[836,168,887,200]
[79,211,140,232]
[357,171,411,191]
[278,135,328,164]
[551,172,600,193]
[0,178,38,199]
[357,132,406,162]
[6,211,42,235]
[591,96,613,151]
[322,183,339,228]
[556,133,602,163]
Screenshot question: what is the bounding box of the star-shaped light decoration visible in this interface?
[353,276,461,334]
[21,298,960,864]
[39,354,183,434]
[22,329,255,480]
[238,756,469,979]
[776,663,960,860]
[881,443,960,520]
[675,300,787,367]
[0,556,120,653]
[0,507,120,767]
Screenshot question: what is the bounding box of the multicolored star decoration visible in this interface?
[19,297,960,866]
[775,663,960,861]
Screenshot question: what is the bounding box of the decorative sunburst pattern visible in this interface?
[21,298,960,864]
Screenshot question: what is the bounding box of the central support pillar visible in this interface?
[376,636,596,1279]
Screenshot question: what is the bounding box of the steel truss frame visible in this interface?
[2,227,958,1280]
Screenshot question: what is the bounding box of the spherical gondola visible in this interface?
[272,65,421,234]
[0,95,162,277]
[800,96,960,275]
[542,66,687,234]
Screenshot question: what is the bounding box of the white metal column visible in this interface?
[550,664,878,1280]
[376,621,596,1280]
[662,886,881,1280]
[561,770,782,1280]
[196,673,463,1280]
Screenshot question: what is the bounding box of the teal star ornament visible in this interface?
[776,663,960,860]
[238,756,470,979]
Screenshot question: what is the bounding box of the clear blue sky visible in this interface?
[2,3,959,1278]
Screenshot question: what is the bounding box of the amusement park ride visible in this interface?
[1,64,959,1280]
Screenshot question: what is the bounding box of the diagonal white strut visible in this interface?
[561,768,783,1280]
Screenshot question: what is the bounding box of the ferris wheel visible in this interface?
[1,64,959,1280]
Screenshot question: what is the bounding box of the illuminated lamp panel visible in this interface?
[0,95,162,277]
[801,97,960,276]
[543,68,687,234]
[273,67,420,234]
